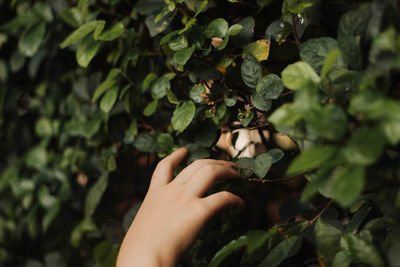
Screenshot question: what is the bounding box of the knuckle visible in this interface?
[219,191,232,200]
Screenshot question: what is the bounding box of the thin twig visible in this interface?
[308,199,335,226]
[245,174,301,183]
[248,123,269,130]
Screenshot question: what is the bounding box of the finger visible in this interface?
[201,191,245,218]
[150,147,189,188]
[174,159,236,184]
[188,164,239,196]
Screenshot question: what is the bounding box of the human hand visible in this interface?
[116,147,245,267]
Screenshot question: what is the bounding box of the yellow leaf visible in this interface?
[243,39,270,62]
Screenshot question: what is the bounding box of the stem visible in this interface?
[308,199,335,226]
[248,123,269,130]
[121,72,136,87]
[291,13,301,45]
[245,174,301,183]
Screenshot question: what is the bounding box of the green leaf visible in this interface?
[166,88,180,104]
[134,133,159,152]
[174,45,195,66]
[253,153,273,178]
[288,145,337,175]
[259,236,301,267]
[93,241,119,267]
[253,94,271,111]
[85,173,109,216]
[35,117,53,138]
[230,17,255,47]
[315,219,343,265]
[143,99,158,116]
[343,127,386,165]
[345,205,371,234]
[157,133,174,152]
[301,167,331,201]
[168,34,188,51]
[241,55,262,89]
[307,104,347,141]
[245,40,270,62]
[340,234,384,266]
[321,49,341,79]
[254,74,283,110]
[331,165,365,207]
[246,226,278,254]
[208,236,247,267]
[145,11,175,37]
[227,24,243,36]
[98,22,125,41]
[142,73,158,90]
[151,77,170,99]
[190,84,206,103]
[60,8,82,27]
[18,23,45,57]
[332,251,353,267]
[268,148,284,163]
[299,37,341,73]
[59,20,105,49]
[26,146,47,169]
[93,80,116,103]
[76,35,101,68]
[160,30,180,45]
[281,61,320,90]
[171,101,196,133]
[206,18,229,38]
[100,86,119,113]
[287,2,313,13]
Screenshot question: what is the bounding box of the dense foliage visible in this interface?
[1,0,400,266]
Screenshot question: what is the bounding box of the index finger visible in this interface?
[150,147,189,188]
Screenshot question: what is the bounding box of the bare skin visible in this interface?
[117,147,245,267]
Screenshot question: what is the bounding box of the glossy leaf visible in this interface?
[241,55,262,89]
[18,23,45,57]
[171,101,196,133]
[281,61,320,90]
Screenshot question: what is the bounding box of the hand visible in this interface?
[116,147,245,267]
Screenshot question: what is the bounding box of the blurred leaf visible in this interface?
[340,234,384,266]
[157,133,174,152]
[307,104,347,141]
[281,61,320,90]
[331,165,365,207]
[288,145,337,175]
[100,86,119,113]
[134,133,159,152]
[143,99,158,116]
[76,35,101,68]
[60,20,105,48]
[18,23,45,57]
[93,241,119,267]
[332,250,352,267]
[98,22,125,41]
[85,173,109,216]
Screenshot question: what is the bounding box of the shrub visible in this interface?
[0,0,399,266]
